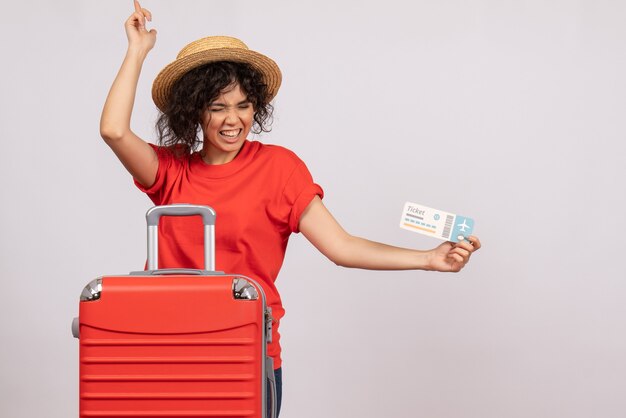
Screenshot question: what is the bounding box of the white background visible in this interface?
[1,1,625,417]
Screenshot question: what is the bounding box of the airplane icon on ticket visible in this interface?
[457,219,471,233]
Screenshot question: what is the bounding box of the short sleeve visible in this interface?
[283,160,324,233]
[133,143,174,203]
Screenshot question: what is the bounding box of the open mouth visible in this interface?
[219,129,242,139]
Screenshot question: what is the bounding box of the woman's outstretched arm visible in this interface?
[299,196,481,272]
[100,0,158,188]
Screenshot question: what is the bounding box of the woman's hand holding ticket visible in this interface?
[426,236,481,273]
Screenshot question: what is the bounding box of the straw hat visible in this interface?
[151,36,282,112]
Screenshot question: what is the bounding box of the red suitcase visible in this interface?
[72,204,276,417]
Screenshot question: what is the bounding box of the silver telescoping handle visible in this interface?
[146,204,217,271]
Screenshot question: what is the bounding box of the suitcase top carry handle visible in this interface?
[146,204,216,271]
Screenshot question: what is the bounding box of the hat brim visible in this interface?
[151,47,282,112]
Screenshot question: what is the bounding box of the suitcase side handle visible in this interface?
[146,204,216,271]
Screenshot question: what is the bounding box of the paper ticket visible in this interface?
[400,202,474,243]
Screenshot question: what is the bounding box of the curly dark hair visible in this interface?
[155,61,274,156]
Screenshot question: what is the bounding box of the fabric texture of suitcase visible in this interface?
[73,204,276,418]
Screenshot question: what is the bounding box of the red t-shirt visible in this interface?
[134,140,324,369]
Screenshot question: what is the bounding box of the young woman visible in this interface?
[100,1,482,415]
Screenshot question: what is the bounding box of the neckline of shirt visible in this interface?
[190,140,260,179]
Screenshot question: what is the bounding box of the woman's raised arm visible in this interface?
[100,1,158,188]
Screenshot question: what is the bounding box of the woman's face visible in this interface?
[200,83,254,164]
